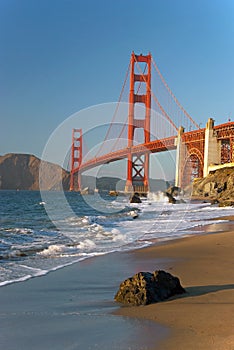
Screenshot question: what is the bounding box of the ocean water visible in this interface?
[0,190,233,286]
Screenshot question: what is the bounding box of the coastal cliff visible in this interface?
[192,165,234,206]
[0,153,70,191]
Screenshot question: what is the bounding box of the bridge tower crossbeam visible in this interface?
[125,52,151,193]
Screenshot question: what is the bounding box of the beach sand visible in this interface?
[115,218,234,350]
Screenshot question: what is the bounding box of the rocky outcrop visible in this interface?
[0,153,70,191]
[192,166,234,206]
[115,270,185,306]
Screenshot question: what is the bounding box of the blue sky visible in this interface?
[1,0,234,177]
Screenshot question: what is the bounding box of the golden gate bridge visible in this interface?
[70,52,234,193]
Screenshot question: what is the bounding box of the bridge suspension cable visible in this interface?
[108,63,149,153]
[152,57,199,130]
[133,53,178,133]
[94,60,131,158]
[93,52,198,160]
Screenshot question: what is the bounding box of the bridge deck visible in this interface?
[72,122,234,175]
[74,136,177,173]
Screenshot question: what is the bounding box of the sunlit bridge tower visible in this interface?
[70,128,82,191]
[125,52,151,193]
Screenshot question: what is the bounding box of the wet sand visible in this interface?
[0,247,169,350]
[115,218,234,350]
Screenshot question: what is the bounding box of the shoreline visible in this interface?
[0,216,233,349]
[0,240,170,349]
[114,218,234,350]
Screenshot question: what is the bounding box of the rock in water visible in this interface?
[165,191,176,204]
[115,270,186,306]
[166,186,181,197]
[130,192,142,203]
[165,186,185,204]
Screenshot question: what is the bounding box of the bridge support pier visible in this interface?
[175,118,234,188]
[203,118,220,177]
[175,126,185,188]
[125,179,134,193]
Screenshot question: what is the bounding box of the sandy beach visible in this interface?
[115,218,234,350]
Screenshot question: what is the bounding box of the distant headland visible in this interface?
[0,153,70,191]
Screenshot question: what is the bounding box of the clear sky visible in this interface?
[1,0,234,177]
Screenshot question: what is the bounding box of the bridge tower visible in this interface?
[125,52,151,193]
[70,128,82,191]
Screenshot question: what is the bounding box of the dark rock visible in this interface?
[115,270,186,306]
[165,192,176,204]
[130,192,142,203]
[165,186,185,204]
[166,186,181,197]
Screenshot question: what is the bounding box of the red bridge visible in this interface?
[70,52,234,192]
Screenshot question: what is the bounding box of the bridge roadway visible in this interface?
[75,135,177,173]
[72,121,233,184]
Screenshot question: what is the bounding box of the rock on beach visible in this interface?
[115,270,186,306]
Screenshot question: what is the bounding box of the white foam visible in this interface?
[78,239,96,250]
[37,244,66,256]
[112,232,127,242]
[0,274,34,287]
[5,227,33,234]
[82,217,90,224]
[128,210,139,219]
[147,191,169,203]
[111,228,121,235]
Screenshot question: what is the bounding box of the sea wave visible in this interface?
[0,191,233,287]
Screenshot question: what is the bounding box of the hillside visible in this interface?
[192,165,234,206]
[0,153,70,191]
